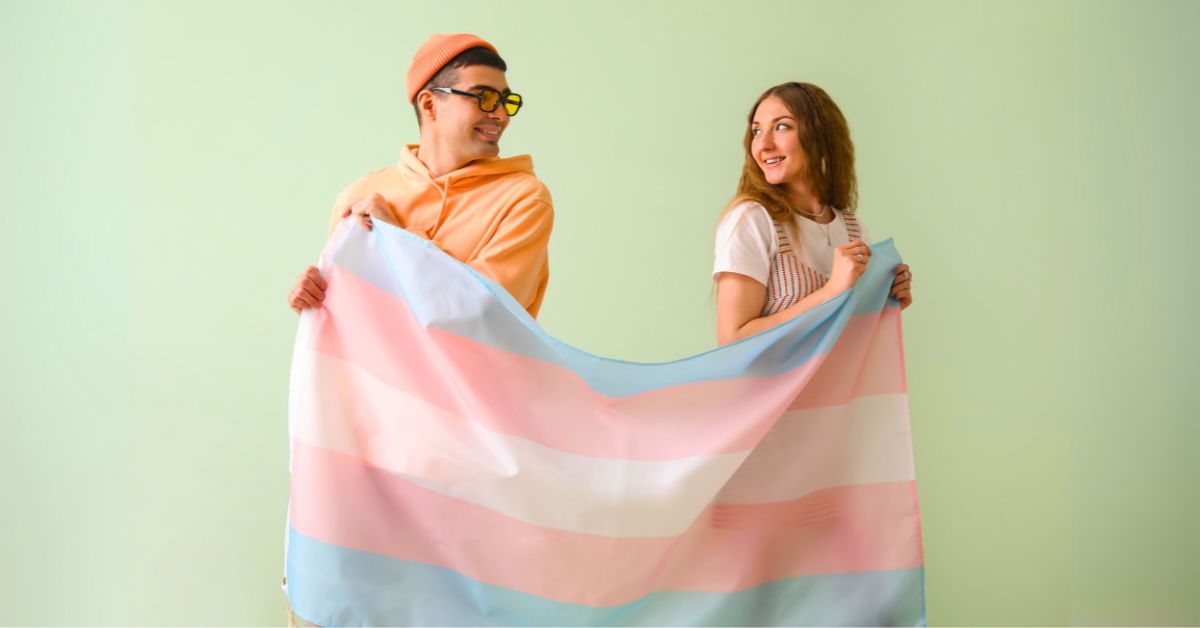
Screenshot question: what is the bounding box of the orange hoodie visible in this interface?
[329,145,554,317]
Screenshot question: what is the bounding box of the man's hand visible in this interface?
[342,193,397,231]
[288,266,327,314]
[891,263,913,310]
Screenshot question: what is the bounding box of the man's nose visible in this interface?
[487,105,509,124]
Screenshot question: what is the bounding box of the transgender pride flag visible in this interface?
[285,220,925,626]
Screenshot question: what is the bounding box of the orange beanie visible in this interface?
[406,33,498,103]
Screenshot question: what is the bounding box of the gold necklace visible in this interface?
[793,204,835,244]
[817,217,833,245]
[792,203,830,220]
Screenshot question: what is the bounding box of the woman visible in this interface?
[713,82,912,345]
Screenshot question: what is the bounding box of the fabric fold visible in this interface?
[286,220,925,626]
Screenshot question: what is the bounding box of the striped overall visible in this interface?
[761,214,862,316]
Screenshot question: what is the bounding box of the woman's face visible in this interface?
[750,95,807,189]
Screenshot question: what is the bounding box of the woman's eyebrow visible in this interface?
[752,116,796,126]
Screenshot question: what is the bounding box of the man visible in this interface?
[287,33,554,318]
[284,33,553,626]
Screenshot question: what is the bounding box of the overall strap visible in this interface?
[772,220,794,253]
[843,212,863,242]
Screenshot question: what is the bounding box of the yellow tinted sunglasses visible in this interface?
[430,87,523,116]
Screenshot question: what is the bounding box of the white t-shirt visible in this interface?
[712,201,871,286]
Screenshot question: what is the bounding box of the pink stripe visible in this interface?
[789,305,905,410]
[309,267,905,460]
[290,440,924,606]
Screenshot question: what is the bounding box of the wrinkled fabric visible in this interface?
[286,219,925,627]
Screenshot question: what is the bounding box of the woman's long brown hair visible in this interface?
[723,82,858,222]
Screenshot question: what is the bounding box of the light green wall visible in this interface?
[2,0,1196,624]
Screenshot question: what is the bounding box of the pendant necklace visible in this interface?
[795,204,834,245]
[818,219,832,245]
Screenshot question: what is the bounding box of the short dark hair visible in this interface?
[412,47,508,126]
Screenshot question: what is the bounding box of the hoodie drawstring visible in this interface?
[428,175,453,240]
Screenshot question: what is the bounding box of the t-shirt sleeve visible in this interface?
[712,202,775,286]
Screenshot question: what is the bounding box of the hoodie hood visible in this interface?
[395,144,539,238]
[326,144,553,317]
[398,144,535,185]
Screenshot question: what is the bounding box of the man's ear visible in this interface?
[416,91,437,124]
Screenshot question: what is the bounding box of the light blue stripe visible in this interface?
[287,527,925,627]
[325,221,903,398]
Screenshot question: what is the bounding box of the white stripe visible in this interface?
[292,350,746,537]
[291,349,913,537]
[717,394,915,504]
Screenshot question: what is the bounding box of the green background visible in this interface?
[2,0,1196,624]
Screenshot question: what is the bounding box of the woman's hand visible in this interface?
[342,193,397,230]
[824,241,870,296]
[891,264,913,309]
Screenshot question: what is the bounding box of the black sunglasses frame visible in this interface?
[429,87,523,116]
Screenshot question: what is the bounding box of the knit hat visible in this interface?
[406,33,498,103]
